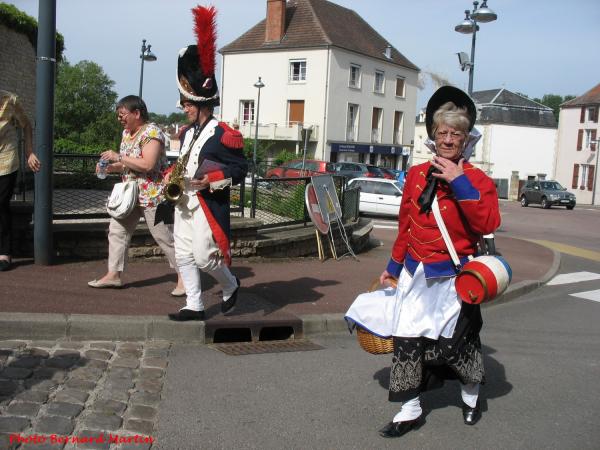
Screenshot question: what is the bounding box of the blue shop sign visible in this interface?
[331,142,403,155]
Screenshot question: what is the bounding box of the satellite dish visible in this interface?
[305,183,329,234]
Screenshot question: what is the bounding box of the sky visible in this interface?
[10,0,600,115]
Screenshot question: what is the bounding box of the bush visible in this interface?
[273,150,296,166]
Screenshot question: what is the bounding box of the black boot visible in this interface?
[168,309,205,321]
[462,400,481,425]
[378,416,422,438]
[221,277,240,314]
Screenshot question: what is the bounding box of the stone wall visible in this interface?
[0,24,37,126]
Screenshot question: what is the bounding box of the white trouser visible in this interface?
[393,383,479,422]
[174,203,237,311]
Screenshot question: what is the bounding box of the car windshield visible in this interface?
[540,181,563,190]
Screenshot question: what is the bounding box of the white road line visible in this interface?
[373,224,397,229]
[569,289,600,303]
[548,272,600,286]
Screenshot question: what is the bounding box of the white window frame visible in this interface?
[289,59,307,82]
[347,103,359,142]
[349,64,361,89]
[239,100,255,125]
[372,107,383,143]
[393,111,403,145]
[585,129,593,148]
[395,76,405,97]
[580,164,589,189]
[374,70,385,94]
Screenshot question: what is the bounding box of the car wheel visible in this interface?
[520,195,529,207]
[541,197,550,209]
[567,205,575,210]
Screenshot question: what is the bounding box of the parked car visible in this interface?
[346,177,403,217]
[264,159,335,178]
[519,180,576,209]
[378,167,397,180]
[332,162,385,180]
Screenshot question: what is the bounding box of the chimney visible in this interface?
[384,44,392,59]
[266,0,286,42]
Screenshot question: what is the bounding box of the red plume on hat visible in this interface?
[192,5,216,79]
[177,4,220,106]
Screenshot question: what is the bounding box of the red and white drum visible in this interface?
[455,255,512,305]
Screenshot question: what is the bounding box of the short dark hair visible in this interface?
[116,95,149,122]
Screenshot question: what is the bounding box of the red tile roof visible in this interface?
[219,0,419,71]
[562,83,600,107]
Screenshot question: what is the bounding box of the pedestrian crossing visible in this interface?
[547,271,600,304]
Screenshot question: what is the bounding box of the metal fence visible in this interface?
[14,153,359,228]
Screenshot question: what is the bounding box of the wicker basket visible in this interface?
[355,277,397,355]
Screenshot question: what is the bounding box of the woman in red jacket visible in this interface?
[346,86,500,438]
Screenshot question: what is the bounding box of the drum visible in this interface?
[455,255,512,304]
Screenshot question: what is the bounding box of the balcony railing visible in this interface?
[237,122,319,142]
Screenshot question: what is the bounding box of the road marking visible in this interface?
[548,272,600,286]
[372,220,397,230]
[526,239,600,262]
[570,289,600,303]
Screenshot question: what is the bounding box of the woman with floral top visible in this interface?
[88,95,184,295]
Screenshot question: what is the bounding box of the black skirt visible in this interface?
[389,302,485,402]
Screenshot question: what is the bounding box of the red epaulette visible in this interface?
[218,122,244,149]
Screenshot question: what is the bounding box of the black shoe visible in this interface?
[168,309,205,321]
[0,260,11,272]
[378,417,422,438]
[221,277,240,315]
[462,400,481,425]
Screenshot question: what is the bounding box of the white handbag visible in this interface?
[106,180,139,219]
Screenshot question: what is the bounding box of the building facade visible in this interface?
[219,0,419,169]
[412,88,557,198]
[554,83,600,205]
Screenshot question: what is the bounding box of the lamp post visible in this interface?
[592,138,600,205]
[454,0,497,95]
[251,77,265,218]
[138,39,157,98]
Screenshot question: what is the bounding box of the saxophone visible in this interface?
[163,150,190,203]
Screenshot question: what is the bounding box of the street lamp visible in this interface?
[591,138,600,205]
[454,0,497,95]
[251,76,265,218]
[138,39,157,98]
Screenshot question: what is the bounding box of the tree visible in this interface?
[54,59,120,153]
[532,94,576,122]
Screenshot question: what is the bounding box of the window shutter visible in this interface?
[587,165,595,191]
[592,130,597,151]
[572,164,579,189]
[580,107,585,123]
[577,130,583,150]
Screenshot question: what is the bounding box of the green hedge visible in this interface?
[0,3,65,60]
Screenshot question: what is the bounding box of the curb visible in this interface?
[0,249,562,343]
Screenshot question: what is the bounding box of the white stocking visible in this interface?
[179,262,203,311]
[392,396,422,422]
[209,264,238,301]
[461,382,480,408]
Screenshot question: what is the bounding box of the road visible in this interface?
[154,202,600,449]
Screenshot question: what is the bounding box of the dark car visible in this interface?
[378,167,397,180]
[265,159,335,178]
[332,162,385,180]
[519,180,576,209]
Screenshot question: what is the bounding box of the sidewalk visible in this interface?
[0,232,559,342]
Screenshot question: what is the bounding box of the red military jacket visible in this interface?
[386,161,501,279]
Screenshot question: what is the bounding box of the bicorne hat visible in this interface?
[177,5,219,107]
[425,86,476,139]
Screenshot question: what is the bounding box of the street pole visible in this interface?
[139,39,146,98]
[592,139,600,205]
[34,0,56,265]
[468,16,477,96]
[251,77,264,219]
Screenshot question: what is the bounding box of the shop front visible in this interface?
[330,142,410,170]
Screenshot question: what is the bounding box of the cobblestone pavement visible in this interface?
[0,340,170,450]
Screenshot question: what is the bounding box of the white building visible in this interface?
[412,88,557,198]
[554,83,600,205]
[219,0,419,169]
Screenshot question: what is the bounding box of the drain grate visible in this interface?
[211,339,324,356]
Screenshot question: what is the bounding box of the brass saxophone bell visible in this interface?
[164,180,184,203]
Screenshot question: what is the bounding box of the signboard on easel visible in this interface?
[310,175,342,223]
